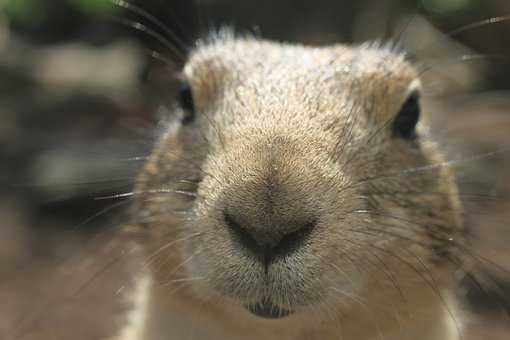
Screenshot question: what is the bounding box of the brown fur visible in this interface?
[118,36,464,340]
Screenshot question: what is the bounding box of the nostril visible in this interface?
[274,220,316,258]
[224,212,262,254]
[224,212,317,263]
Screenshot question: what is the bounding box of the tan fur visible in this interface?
[116,37,464,340]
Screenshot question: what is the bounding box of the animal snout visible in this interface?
[223,211,316,267]
[215,135,325,267]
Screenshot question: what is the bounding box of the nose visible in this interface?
[223,212,316,267]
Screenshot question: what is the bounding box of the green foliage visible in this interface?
[2,0,47,25]
[421,0,479,14]
[2,0,116,25]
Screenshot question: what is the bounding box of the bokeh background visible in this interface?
[1,0,510,339]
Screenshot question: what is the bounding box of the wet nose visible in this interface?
[223,212,316,266]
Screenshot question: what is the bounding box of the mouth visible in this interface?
[244,300,293,319]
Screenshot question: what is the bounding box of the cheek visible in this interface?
[182,216,265,292]
[314,231,362,280]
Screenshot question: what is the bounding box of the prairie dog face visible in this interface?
[136,37,463,320]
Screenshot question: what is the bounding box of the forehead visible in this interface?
[185,38,419,120]
[187,38,416,88]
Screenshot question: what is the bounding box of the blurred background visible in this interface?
[1,0,510,339]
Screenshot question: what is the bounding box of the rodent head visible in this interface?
[135,36,463,320]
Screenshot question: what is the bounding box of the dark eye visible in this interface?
[179,82,195,124]
[392,93,420,140]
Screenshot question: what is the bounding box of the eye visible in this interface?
[392,92,420,140]
[179,82,195,124]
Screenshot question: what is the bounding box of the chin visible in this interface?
[185,247,355,321]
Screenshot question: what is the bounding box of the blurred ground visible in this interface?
[1,0,510,339]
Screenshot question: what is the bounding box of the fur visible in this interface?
[116,37,464,340]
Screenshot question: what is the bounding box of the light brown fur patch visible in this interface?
[119,36,464,340]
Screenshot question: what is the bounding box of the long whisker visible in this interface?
[142,49,180,70]
[143,232,203,268]
[95,187,199,201]
[418,53,509,77]
[114,18,186,62]
[111,0,190,54]
[74,198,133,229]
[409,15,510,58]
[446,15,510,38]
[163,248,204,281]
[329,286,386,340]
[392,12,419,47]
[166,276,206,284]
[350,208,510,280]
[346,237,463,338]
[349,145,510,190]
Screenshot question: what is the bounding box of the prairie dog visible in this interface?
[116,34,465,340]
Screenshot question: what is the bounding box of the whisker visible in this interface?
[162,249,204,282]
[446,15,510,38]
[142,49,180,70]
[166,276,206,284]
[174,189,199,198]
[121,156,150,162]
[111,0,190,54]
[74,198,133,229]
[72,246,138,297]
[418,53,510,77]
[346,237,463,338]
[361,189,503,201]
[347,145,510,191]
[14,177,136,188]
[350,210,510,286]
[392,12,419,47]
[143,232,203,268]
[194,0,214,39]
[114,18,186,62]
[329,286,385,340]
[341,109,394,169]
[95,187,199,201]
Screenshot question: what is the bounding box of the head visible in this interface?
[135,34,463,320]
